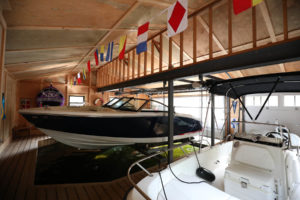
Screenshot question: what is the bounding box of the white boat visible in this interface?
[126,72,300,200]
[126,123,300,200]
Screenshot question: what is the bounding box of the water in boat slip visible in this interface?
[34,141,198,185]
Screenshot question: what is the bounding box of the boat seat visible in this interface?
[157,174,239,200]
[224,142,278,200]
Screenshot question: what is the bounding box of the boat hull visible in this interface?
[21,111,201,149]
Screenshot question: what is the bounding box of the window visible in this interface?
[245,95,278,107]
[284,95,300,107]
[69,96,85,106]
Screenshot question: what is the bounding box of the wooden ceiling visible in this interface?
[2,0,300,81]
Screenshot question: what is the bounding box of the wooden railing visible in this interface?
[97,0,296,88]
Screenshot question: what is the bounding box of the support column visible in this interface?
[210,93,215,146]
[226,97,231,137]
[168,79,174,163]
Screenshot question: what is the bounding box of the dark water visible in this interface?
[34,142,161,185]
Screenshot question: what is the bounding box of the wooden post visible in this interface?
[128,53,130,79]
[123,59,125,81]
[159,34,163,72]
[169,37,172,69]
[252,6,257,48]
[151,41,154,74]
[282,0,288,40]
[88,69,91,105]
[138,53,141,78]
[209,6,213,59]
[180,32,183,67]
[144,51,147,76]
[119,59,122,82]
[193,16,197,63]
[132,50,135,79]
[228,0,232,54]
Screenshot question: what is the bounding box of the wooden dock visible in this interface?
[0,136,148,200]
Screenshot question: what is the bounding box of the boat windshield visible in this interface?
[105,97,146,111]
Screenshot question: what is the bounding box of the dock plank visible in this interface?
[0,136,155,200]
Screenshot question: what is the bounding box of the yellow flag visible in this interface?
[252,0,263,6]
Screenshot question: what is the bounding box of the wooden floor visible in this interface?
[0,136,147,200]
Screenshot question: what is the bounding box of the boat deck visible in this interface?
[0,136,147,200]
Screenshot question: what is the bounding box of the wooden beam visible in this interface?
[180,32,183,67]
[132,50,135,79]
[144,51,147,76]
[258,1,286,72]
[138,53,141,78]
[127,53,130,79]
[151,41,154,74]
[209,6,213,59]
[193,16,197,64]
[162,33,192,61]
[197,16,227,53]
[282,0,288,40]
[169,37,172,69]
[5,56,81,67]
[7,26,147,32]
[252,6,257,48]
[71,1,140,72]
[228,0,232,54]
[159,34,163,72]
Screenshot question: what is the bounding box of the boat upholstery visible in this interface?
[224,140,287,200]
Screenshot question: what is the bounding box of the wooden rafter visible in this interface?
[258,1,286,72]
[5,56,81,67]
[7,25,162,32]
[71,1,140,72]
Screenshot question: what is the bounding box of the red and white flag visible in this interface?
[77,72,82,84]
[167,0,188,37]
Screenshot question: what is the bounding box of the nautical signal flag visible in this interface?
[106,42,114,62]
[83,68,86,80]
[77,72,82,84]
[167,0,188,37]
[100,45,105,62]
[94,49,99,66]
[87,60,91,72]
[136,22,149,54]
[118,35,127,60]
[233,0,263,15]
[73,76,77,85]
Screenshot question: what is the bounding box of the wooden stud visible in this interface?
[138,53,141,78]
[180,32,183,67]
[127,53,130,79]
[228,0,232,54]
[119,59,122,82]
[193,16,197,63]
[159,34,163,72]
[144,51,147,76]
[169,37,173,69]
[209,6,213,59]
[132,50,135,79]
[123,59,125,81]
[252,6,257,48]
[151,41,154,74]
[282,0,288,40]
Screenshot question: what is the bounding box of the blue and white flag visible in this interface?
[136,22,149,54]
[106,42,114,62]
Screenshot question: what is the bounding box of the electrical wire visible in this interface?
[158,170,168,200]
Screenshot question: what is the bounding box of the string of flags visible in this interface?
[73,0,260,85]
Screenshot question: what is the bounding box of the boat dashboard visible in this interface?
[234,132,284,147]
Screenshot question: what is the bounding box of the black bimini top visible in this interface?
[208,71,300,99]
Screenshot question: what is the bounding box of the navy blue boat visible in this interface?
[19,97,202,149]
